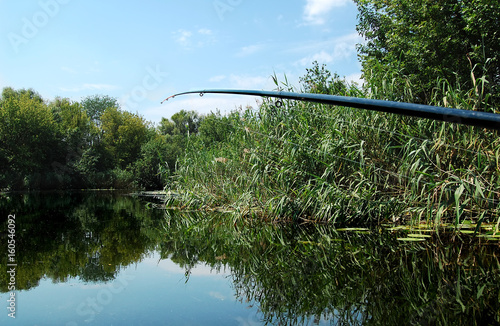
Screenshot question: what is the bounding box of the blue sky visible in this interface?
[0,0,362,123]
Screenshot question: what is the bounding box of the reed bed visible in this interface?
[166,77,500,228]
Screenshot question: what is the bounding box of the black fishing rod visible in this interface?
[162,89,500,131]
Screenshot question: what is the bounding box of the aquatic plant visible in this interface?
[166,72,500,227]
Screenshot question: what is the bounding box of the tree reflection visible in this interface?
[1,194,499,325]
[0,192,163,291]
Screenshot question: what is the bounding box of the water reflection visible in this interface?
[159,211,500,325]
[0,192,162,292]
[1,192,499,325]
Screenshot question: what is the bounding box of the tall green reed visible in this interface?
[167,73,500,228]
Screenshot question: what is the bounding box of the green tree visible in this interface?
[133,135,170,189]
[299,61,356,95]
[160,110,201,136]
[81,94,119,126]
[49,97,98,187]
[51,98,95,155]
[156,110,202,179]
[159,117,176,135]
[354,0,500,105]
[197,110,235,146]
[0,88,58,189]
[100,107,149,169]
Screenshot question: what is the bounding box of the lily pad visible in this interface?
[386,226,409,231]
[411,228,434,232]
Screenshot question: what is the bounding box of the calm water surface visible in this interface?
[0,192,270,325]
[0,191,499,325]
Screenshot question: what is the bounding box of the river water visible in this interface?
[0,191,499,325]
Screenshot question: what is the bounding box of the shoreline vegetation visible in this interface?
[2,0,499,230]
[164,72,499,229]
[1,62,499,230]
[1,63,499,229]
[165,0,500,229]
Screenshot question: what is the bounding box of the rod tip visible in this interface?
[161,95,176,104]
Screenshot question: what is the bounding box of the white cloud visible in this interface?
[173,28,215,48]
[228,74,271,89]
[236,44,263,57]
[297,50,334,66]
[208,291,226,300]
[84,83,117,91]
[198,28,213,35]
[303,0,349,25]
[148,95,262,122]
[345,72,364,86]
[295,32,363,66]
[172,29,193,47]
[188,73,273,90]
[209,75,227,83]
[61,66,77,74]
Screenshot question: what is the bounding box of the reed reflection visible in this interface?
[1,193,499,325]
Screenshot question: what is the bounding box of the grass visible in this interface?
[165,74,500,229]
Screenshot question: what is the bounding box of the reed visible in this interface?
[166,74,500,228]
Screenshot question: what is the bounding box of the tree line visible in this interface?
[2,0,498,192]
[0,87,204,190]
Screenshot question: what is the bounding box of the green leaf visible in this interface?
[397,237,426,242]
[407,234,431,238]
[455,184,465,223]
[477,284,486,299]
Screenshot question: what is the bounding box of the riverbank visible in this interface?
[165,77,500,229]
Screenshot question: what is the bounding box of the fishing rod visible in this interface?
[162,89,500,131]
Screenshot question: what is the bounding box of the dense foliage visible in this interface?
[354,0,500,107]
[0,88,198,190]
[166,64,500,226]
[2,0,499,226]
